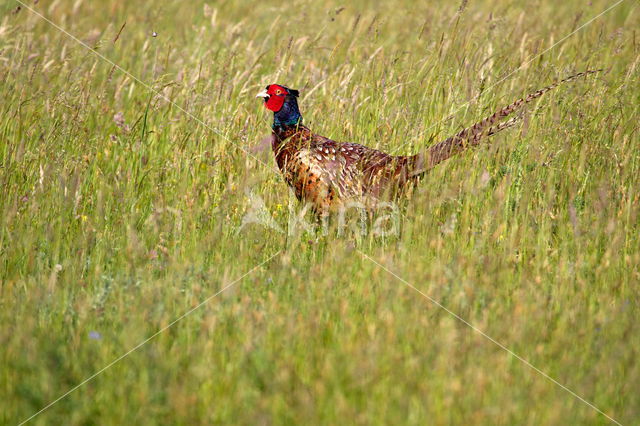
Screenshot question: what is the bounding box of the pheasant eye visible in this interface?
[275,89,282,95]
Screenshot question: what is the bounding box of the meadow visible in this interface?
[1,0,639,424]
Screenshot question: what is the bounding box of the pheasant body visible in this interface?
[271,125,418,215]
[257,70,599,216]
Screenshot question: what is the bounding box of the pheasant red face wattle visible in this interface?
[256,84,289,112]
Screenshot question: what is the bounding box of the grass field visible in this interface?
[1,0,639,424]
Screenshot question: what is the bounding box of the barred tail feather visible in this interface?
[411,69,601,175]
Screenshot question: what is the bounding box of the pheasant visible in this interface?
[256,70,599,217]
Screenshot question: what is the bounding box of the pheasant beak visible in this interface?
[256,89,269,100]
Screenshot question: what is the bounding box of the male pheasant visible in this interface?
[257,70,599,217]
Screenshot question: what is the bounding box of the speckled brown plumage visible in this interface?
[259,70,600,217]
[270,125,417,216]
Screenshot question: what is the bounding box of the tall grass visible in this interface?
[1,0,638,424]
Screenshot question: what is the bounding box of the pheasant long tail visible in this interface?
[410,69,601,176]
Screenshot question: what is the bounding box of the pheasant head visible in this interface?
[256,84,302,129]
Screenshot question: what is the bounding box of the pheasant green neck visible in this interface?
[273,117,302,129]
[273,95,303,130]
